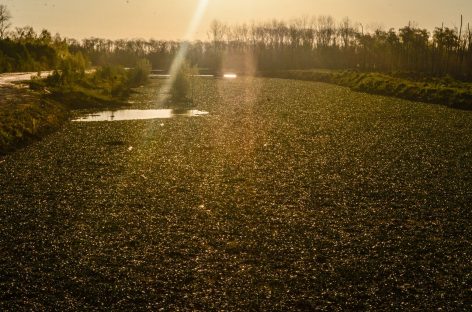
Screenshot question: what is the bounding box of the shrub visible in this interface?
[127,58,151,87]
[95,64,126,82]
[170,61,198,104]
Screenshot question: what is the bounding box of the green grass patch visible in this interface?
[0,96,68,154]
[264,70,472,109]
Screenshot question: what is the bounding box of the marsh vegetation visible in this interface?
[1,78,471,310]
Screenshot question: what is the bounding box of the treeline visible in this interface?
[1,11,471,80]
[0,26,67,72]
[71,16,472,80]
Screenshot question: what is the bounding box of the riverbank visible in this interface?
[0,82,127,155]
[0,63,150,155]
[263,70,472,110]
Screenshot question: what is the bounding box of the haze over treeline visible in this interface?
[1,4,471,79]
[5,0,472,41]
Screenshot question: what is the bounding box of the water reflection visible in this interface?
[223,73,237,79]
[150,74,214,79]
[73,109,209,122]
[149,73,238,79]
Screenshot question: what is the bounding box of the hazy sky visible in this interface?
[2,0,471,40]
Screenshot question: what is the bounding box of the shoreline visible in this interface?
[0,80,129,155]
[262,70,472,110]
[0,84,68,155]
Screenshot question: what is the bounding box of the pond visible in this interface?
[149,73,238,79]
[73,109,209,122]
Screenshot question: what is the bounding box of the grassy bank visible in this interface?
[0,60,151,155]
[0,88,67,155]
[263,70,472,110]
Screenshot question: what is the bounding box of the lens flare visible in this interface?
[157,0,209,105]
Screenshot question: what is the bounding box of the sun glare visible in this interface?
[223,73,238,79]
[157,0,209,105]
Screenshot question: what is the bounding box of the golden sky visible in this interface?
[3,0,471,40]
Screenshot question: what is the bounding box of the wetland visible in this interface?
[1,78,471,310]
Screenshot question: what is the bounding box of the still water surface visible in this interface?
[73,109,209,122]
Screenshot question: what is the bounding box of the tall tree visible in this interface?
[0,4,11,39]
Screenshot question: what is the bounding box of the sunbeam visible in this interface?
[156,0,210,105]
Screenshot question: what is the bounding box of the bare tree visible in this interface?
[338,17,356,48]
[0,4,11,39]
[317,16,336,47]
[208,20,227,46]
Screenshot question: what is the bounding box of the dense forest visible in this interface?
[1,2,471,79]
[71,17,472,80]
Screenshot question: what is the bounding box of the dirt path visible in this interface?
[1,78,471,310]
[0,72,51,108]
[0,71,53,86]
